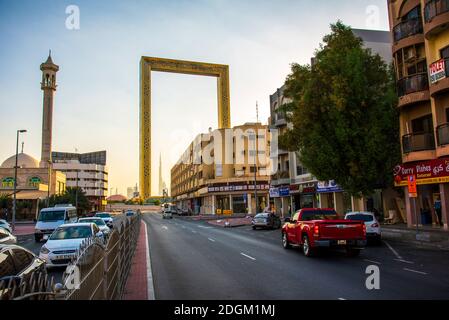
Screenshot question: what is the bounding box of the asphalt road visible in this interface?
[144,212,449,300]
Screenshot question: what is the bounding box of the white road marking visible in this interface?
[182,226,186,229]
[161,226,168,230]
[403,268,427,275]
[364,259,381,265]
[338,298,347,300]
[197,226,212,229]
[143,221,155,300]
[240,252,256,261]
[383,241,403,260]
[191,230,197,234]
[394,259,414,264]
[208,238,215,242]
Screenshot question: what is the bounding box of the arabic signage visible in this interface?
[317,180,343,193]
[394,158,449,186]
[429,59,446,84]
[269,186,290,198]
[289,182,317,194]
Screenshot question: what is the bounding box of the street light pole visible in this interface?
[12,129,27,231]
[252,132,258,214]
[75,170,79,211]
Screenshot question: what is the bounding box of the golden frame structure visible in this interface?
[139,56,231,199]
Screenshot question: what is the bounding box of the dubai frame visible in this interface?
[139,56,231,199]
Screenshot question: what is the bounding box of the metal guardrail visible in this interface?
[437,123,449,146]
[402,132,436,153]
[393,17,423,42]
[397,73,429,97]
[0,214,141,300]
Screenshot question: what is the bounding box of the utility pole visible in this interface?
[12,129,27,231]
[252,129,258,215]
[75,169,79,211]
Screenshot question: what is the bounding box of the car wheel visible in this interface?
[282,232,291,249]
[252,226,257,230]
[345,248,361,257]
[302,235,314,257]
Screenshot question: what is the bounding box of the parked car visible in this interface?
[34,206,78,242]
[345,212,381,244]
[0,244,47,299]
[252,213,281,230]
[0,220,11,233]
[125,210,136,217]
[78,217,111,239]
[0,228,16,245]
[39,223,104,268]
[282,208,366,257]
[162,210,173,219]
[95,212,114,228]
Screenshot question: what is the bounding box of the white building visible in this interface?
[51,151,108,211]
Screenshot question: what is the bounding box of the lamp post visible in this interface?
[251,131,258,215]
[12,129,27,231]
[46,160,52,207]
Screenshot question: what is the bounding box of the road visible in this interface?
[144,212,449,300]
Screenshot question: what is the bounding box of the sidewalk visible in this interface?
[382,223,449,250]
[122,221,150,300]
[12,223,35,236]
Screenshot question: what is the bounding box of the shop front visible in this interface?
[269,185,291,217]
[317,180,352,214]
[393,157,449,229]
[289,182,318,211]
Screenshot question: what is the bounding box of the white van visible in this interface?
[34,206,78,242]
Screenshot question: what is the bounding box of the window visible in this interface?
[440,46,449,59]
[28,176,41,188]
[12,249,33,273]
[1,177,14,188]
[412,114,433,133]
[446,108,449,122]
[0,250,15,278]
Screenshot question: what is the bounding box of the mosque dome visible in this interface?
[1,153,40,169]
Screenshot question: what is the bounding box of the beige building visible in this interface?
[171,123,272,215]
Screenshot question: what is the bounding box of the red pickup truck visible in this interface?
[282,208,366,257]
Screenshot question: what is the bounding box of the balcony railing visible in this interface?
[393,17,423,42]
[397,73,429,96]
[402,132,435,153]
[424,0,449,22]
[437,123,449,146]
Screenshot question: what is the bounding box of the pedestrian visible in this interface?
[434,197,442,226]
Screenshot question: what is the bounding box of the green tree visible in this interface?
[280,22,400,197]
[41,187,91,213]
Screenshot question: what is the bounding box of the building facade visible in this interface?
[388,0,449,229]
[171,123,272,215]
[52,151,108,211]
[269,28,397,218]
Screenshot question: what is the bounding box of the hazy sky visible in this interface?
[0,0,389,196]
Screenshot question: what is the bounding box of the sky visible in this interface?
[0,0,389,196]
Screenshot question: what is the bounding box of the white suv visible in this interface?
[344,212,381,244]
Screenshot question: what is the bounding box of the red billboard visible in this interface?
[394,157,449,186]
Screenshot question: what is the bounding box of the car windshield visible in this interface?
[346,214,374,222]
[79,218,106,226]
[255,213,269,218]
[50,226,92,240]
[301,210,339,221]
[96,213,111,218]
[38,210,65,222]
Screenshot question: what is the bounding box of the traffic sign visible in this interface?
[407,175,417,198]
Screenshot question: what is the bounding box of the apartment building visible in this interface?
[171,123,272,215]
[388,0,449,229]
[52,151,108,211]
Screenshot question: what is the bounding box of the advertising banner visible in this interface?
[317,180,343,193]
[394,158,449,186]
[429,59,446,84]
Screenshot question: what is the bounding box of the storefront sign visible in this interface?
[429,59,446,84]
[394,158,449,186]
[279,186,290,197]
[208,184,270,193]
[317,180,343,193]
[269,187,280,198]
[290,182,317,194]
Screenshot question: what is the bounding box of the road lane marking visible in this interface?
[394,259,414,264]
[143,222,155,300]
[197,226,212,229]
[364,259,381,265]
[208,238,215,242]
[403,268,427,275]
[338,298,347,300]
[191,230,197,234]
[383,241,403,260]
[161,226,168,230]
[182,226,186,229]
[240,253,256,261]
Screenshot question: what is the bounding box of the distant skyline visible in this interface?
[0,0,389,196]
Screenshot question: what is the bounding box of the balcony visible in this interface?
[397,73,430,107]
[392,17,424,53]
[424,0,449,38]
[402,132,435,154]
[272,111,287,127]
[429,58,449,96]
